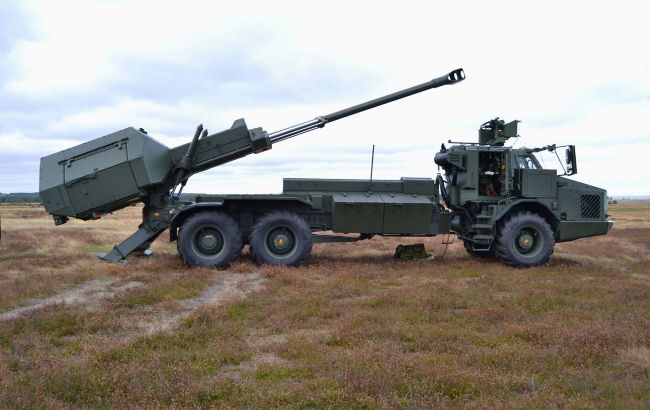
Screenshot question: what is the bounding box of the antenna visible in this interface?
[369,145,375,192]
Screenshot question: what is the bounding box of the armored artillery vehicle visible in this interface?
[39,69,612,268]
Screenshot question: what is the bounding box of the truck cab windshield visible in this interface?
[515,154,541,170]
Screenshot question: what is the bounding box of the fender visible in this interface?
[169,202,224,241]
[495,199,560,232]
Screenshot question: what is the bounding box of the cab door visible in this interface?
[512,153,557,198]
[478,150,507,198]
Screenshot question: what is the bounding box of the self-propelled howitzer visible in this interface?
[39,68,465,263]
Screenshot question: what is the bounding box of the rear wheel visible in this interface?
[249,211,312,266]
[494,211,554,267]
[177,211,243,268]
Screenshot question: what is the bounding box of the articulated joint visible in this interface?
[315,116,328,128]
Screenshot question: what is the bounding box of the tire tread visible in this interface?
[249,211,312,266]
[494,211,554,267]
[177,211,243,268]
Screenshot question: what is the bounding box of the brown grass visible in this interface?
[0,201,649,408]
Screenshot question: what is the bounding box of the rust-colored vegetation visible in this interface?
[0,202,649,407]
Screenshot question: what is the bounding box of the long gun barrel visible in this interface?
[268,68,465,143]
[166,68,466,183]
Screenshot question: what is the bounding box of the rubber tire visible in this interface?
[463,239,493,258]
[177,211,243,268]
[249,211,312,266]
[494,211,554,267]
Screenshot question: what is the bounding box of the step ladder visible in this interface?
[470,214,494,251]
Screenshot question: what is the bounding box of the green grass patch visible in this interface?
[117,276,208,307]
[86,244,113,253]
[45,367,111,406]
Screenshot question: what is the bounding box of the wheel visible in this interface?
[494,211,554,267]
[463,239,493,258]
[249,211,312,266]
[177,211,243,268]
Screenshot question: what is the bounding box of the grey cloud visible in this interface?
[0,2,34,56]
[1,57,377,144]
[106,46,378,107]
[585,82,650,106]
[0,156,39,191]
[0,10,379,145]
[529,79,650,130]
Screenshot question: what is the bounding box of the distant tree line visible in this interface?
[0,193,41,204]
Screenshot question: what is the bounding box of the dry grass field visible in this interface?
[0,202,649,408]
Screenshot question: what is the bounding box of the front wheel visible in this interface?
[494,211,554,267]
[249,211,312,266]
[177,211,243,268]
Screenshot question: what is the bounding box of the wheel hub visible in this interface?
[266,227,295,256]
[518,233,534,250]
[515,228,540,255]
[194,227,224,256]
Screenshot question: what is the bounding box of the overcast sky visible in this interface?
[1,0,648,196]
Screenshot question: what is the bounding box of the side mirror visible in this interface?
[565,145,577,175]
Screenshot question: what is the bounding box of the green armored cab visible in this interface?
[39,68,612,268]
[434,118,612,266]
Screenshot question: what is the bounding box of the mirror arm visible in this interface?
[554,149,568,176]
